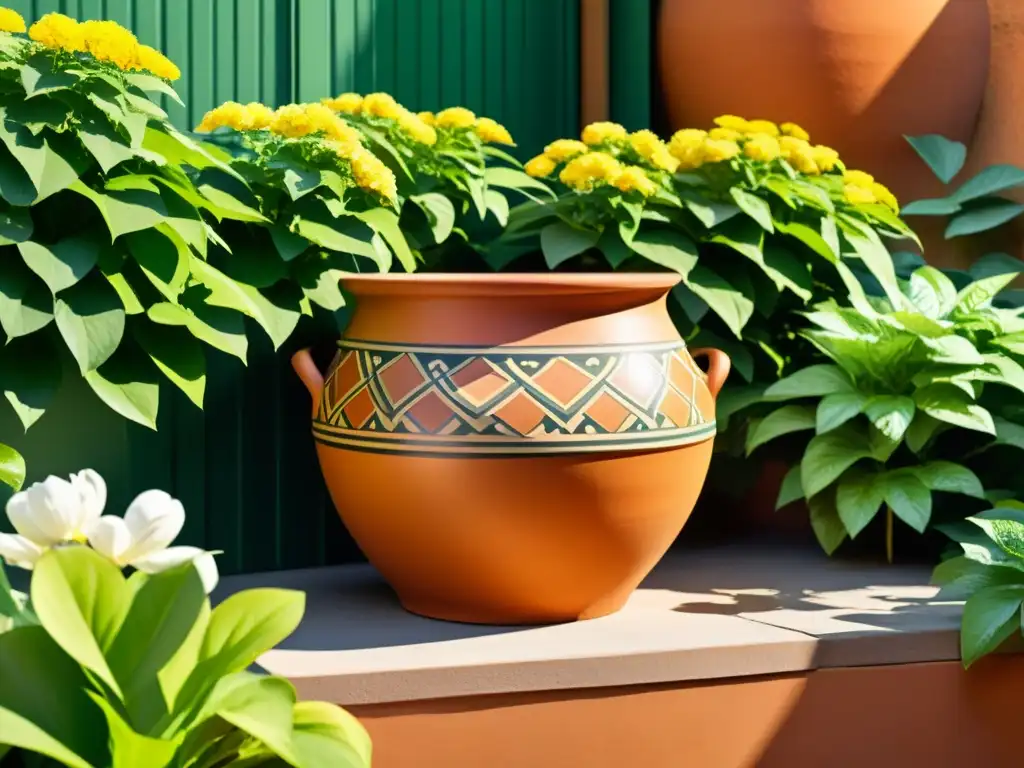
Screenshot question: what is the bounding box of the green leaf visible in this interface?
[730,187,774,232]
[816,392,866,434]
[971,516,1024,561]
[87,691,176,768]
[540,220,600,268]
[914,383,995,435]
[878,472,932,532]
[410,192,456,244]
[134,320,206,408]
[801,427,872,499]
[0,443,25,491]
[992,417,1024,452]
[149,301,248,363]
[598,227,633,269]
[912,461,984,498]
[0,254,53,337]
[946,199,1024,238]
[79,114,135,173]
[293,210,388,270]
[764,364,855,401]
[953,165,1024,203]
[905,135,967,184]
[0,334,61,430]
[906,266,958,319]
[484,166,555,199]
[900,197,962,217]
[125,226,190,302]
[684,266,754,337]
[484,189,510,227]
[809,490,847,555]
[84,345,160,430]
[17,237,100,295]
[353,207,416,272]
[960,585,1024,667]
[126,72,185,106]
[775,465,804,510]
[197,673,300,764]
[0,626,106,768]
[0,120,88,203]
[70,182,169,241]
[282,165,322,200]
[955,272,1017,313]
[745,405,815,455]
[628,226,699,274]
[841,221,903,308]
[863,395,916,442]
[291,701,373,768]
[268,224,308,262]
[31,547,128,699]
[20,63,79,97]
[932,556,1024,600]
[836,472,885,538]
[54,272,126,374]
[0,143,36,206]
[0,205,32,245]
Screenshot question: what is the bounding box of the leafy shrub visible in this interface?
[745,265,1024,556]
[0,442,22,492]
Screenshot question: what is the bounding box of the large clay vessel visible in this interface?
[658,0,990,201]
[292,274,729,625]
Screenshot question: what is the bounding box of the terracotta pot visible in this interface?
[292,274,730,625]
[658,0,990,201]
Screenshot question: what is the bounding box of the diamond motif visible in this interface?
[584,392,631,432]
[342,386,375,428]
[669,353,696,393]
[609,353,666,408]
[493,392,547,435]
[405,391,457,433]
[450,358,513,406]
[377,354,428,406]
[658,387,693,428]
[330,352,362,407]
[531,358,594,408]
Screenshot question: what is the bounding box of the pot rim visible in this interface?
[339,272,681,297]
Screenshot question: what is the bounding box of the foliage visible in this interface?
[0,548,371,767]
[742,265,1024,557]
[932,504,1024,668]
[0,442,23,492]
[490,116,916,384]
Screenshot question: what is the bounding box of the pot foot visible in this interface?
[397,594,631,626]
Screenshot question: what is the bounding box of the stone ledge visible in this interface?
[218,542,966,706]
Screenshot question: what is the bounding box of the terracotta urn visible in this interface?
[292,274,729,625]
[658,0,990,201]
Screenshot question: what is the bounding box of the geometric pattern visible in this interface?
[312,338,717,456]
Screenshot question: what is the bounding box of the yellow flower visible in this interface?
[361,92,403,120]
[845,169,875,188]
[668,129,708,170]
[743,133,781,162]
[322,92,363,114]
[544,138,588,162]
[811,145,840,173]
[350,147,397,202]
[581,121,627,146]
[306,103,363,144]
[525,155,557,178]
[435,106,477,129]
[244,102,275,130]
[475,117,514,145]
[744,119,779,136]
[196,102,251,132]
[559,151,623,190]
[0,8,26,34]
[780,136,819,174]
[398,110,437,145]
[709,127,743,142]
[702,138,741,164]
[871,182,899,212]
[628,130,679,172]
[133,44,180,81]
[29,12,84,52]
[844,184,877,205]
[713,115,749,132]
[780,122,810,141]
[614,166,657,197]
[417,111,435,125]
[80,19,139,70]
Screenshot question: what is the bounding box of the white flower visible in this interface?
[88,489,219,594]
[0,471,106,569]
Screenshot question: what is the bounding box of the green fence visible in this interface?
[0,0,581,574]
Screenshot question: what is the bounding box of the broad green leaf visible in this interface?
[0,205,32,244]
[912,461,984,498]
[298,266,347,312]
[836,472,885,537]
[730,187,774,232]
[269,224,309,262]
[0,254,53,337]
[0,120,88,203]
[410,192,456,244]
[900,198,962,217]
[353,207,416,272]
[282,165,322,200]
[484,166,555,199]
[0,333,61,430]
[149,301,248,363]
[914,383,995,435]
[801,427,872,499]
[84,346,160,430]
[960,585,1024,667]
[809,490,847,555]
[598,227,633,269]
[932,556,1024,601]
[953,165,1024,203]
[762,244,813,301]
[134,320,206,408]
[0,143,35,206]
[31,547,128,698]
[905,135,967,184]
[993,417,1024,452]
[991,331,1024,357]
[126,72,185,106]
[946,199,1024,239]
[906,266,958,319]
[79,114,135,173]
[841,221,902,308]
[955,272,1017,314]
[484,189,510,227]
[196,673,300,764]
[816,392,866,434]
[629,226,699,274]
[764,364,855,401]
[294,211,387,270]
[87,691,177,768]
[291,701,373,768]
[141,126,236,178]
[158,601,210,721]
[879,472,932,532]
[125,227,189,302]
[70,182,168,241]
[745,405,815,455]
[971,516,1024,561]
[776,465,804,509]
[20,63,79,97]
[54,272,125,374]
[0,626,106,768]
[920,334,985,365]
[971,252,1024,280]
[864,395,915,442]
[540,220,600,268]
[18,237,100,295]
[0,443,24,491]
[684,266,754,338]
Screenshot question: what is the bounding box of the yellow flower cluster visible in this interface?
[27,13,181,80]
[614,166,657,197]
[629,130,679,173]
[350,146,398,202]
[543,139,588,163]
[417,111,435,125]
[525,155,557,178]
[272,103,363,149]
[475,117,514,145]
[321,92,437,146]
[582,121,627,146]
[322,92,363,114]
[559,151,623,190]
[435,106,476,129]
[0,7,26,34]
[843,169,899,212]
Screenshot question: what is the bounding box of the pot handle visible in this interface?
[291,349,324,409]
[689,347,731,400]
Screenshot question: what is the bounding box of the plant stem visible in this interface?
[886,506,894,565]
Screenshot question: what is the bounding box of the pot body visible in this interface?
[658,0,990,201]
[294,274,728,625]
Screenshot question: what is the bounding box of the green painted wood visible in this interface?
[609,0,654,132]
[0,0,581,574]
